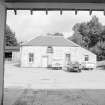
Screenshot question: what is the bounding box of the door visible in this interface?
[41,56,48,67]
[65,54,71,65]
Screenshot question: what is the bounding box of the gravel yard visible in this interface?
[4,89,105,105]
[4,63,105,89]
[3,63,105,105]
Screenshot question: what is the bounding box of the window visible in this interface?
[85,55,89,61]
[29,53,34,63]
[47,46,53,53]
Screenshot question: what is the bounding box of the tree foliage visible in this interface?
[90,41,105,61]
[5,25,18,46]
[72,16,104,48]
[47,32,64,36]
[71,16,105,61]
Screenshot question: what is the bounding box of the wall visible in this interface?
[70,47,97,68]
[21,46,47,67]
[21,46,96,68]
[12,51,21,63]
[52,47,70,67]
[21,46,70,67]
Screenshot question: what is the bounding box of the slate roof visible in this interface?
[22,35,79,47]
[5,46,20,52]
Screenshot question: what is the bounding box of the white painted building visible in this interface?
[21,35,96,68]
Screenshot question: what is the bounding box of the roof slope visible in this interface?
[5,46,20,52]
[22,35,79,47]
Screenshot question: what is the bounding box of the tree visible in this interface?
[69,33,83,46]
[47,32,64,36]
[90,41,105,61]
[70,16,105,61]
[71,16,104,49]
[71,22,90,48]
[5,25,18,46]
[86,16,103,47]
[99,27,105,41]
[53,33,64,36]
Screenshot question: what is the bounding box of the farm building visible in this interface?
[5,46,20,63]
[20,35,96,69]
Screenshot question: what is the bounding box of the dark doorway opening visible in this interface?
[5,52,12,61]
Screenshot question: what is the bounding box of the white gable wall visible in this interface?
[70,47,97,68]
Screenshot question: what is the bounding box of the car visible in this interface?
[66,62,82,72]
[52,63,62,70]
[82,62,95,70]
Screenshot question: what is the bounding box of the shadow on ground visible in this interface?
[4,88,105,105]
[97,65,105,70]
[13,63,20,68]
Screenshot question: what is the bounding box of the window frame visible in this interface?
[47,46,53,53]
[84,55,89,61]
[29,53,34,63]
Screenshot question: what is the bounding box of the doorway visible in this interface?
[65,54,71,65]
[41,56,48,67]
[5,52,12,61]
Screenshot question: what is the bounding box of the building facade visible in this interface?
[21,36,96,68]
[5,46,20,63]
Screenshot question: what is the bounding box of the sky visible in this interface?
[7,10,105,42]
